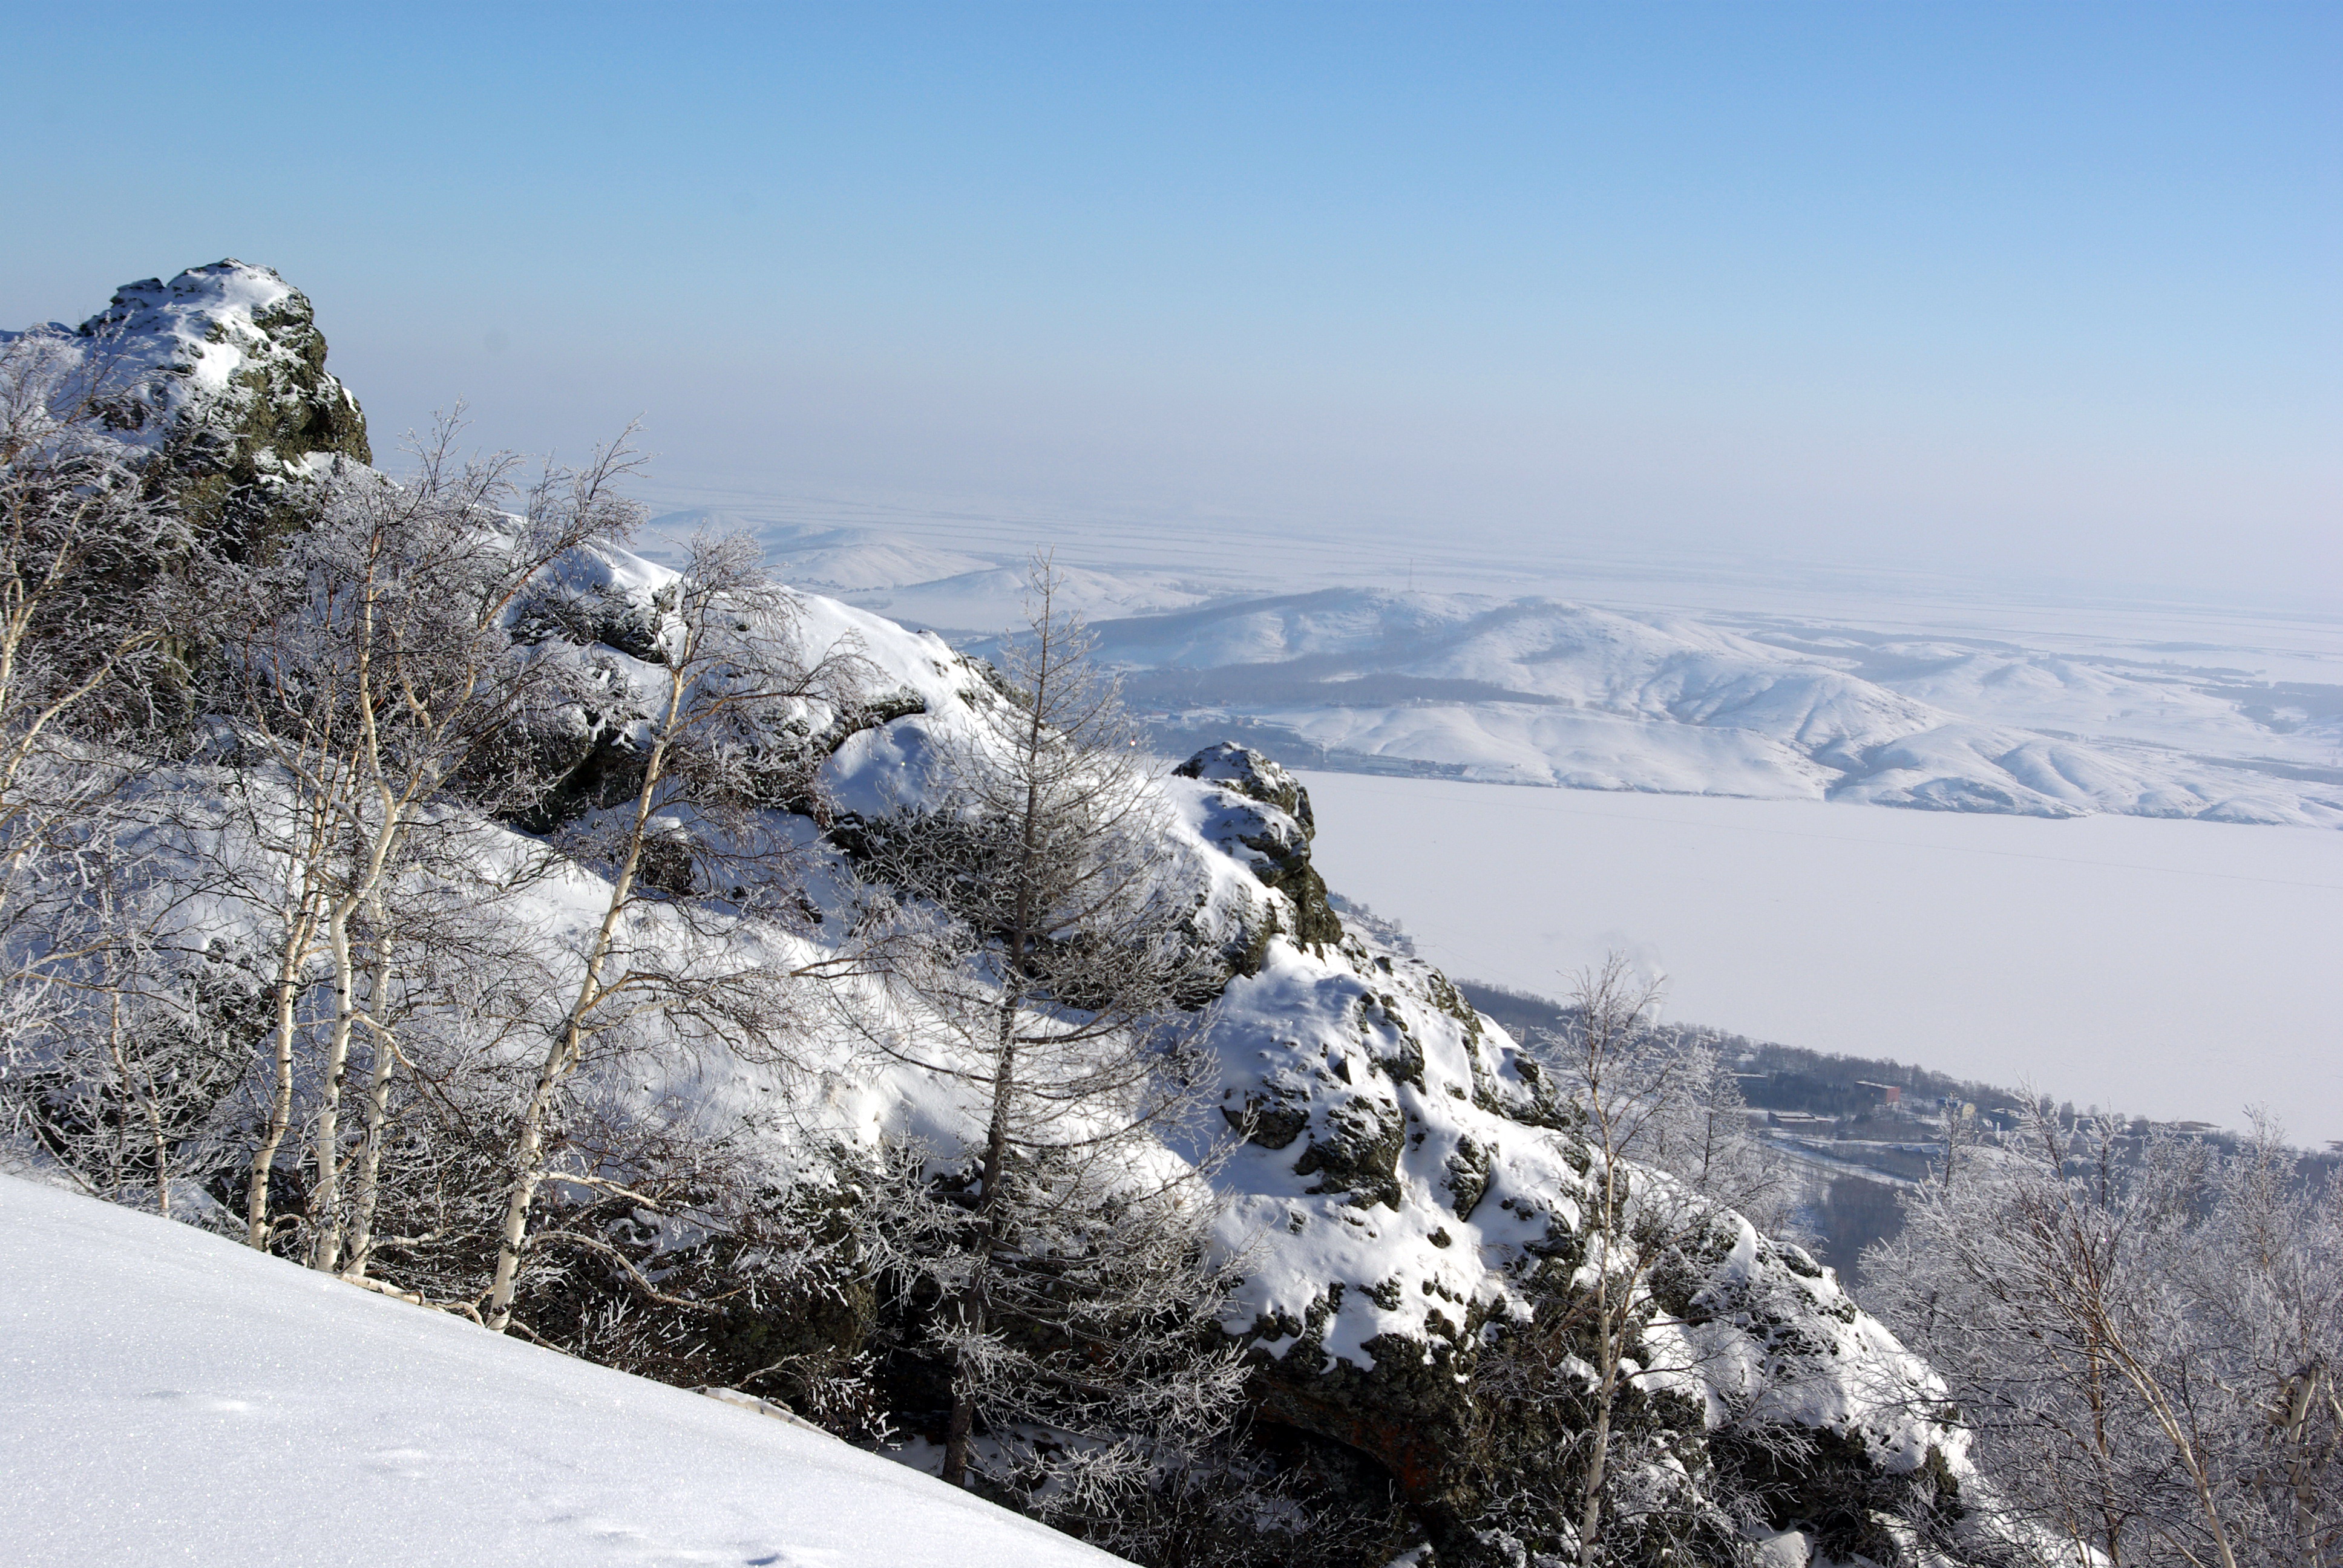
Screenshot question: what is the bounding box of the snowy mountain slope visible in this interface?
[0,1174,1124,1568]
[1735,622,2332,758]
[93,509,1982,1561]
[813,662,1984,1554]
[1091,590,2343,826]
[4,261,2011,1565]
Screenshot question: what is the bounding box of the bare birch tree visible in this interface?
[1540,955,1691,1565]
[1473,955,1852,1565]
[0,332,223,1194]
[211,422,638,1253]
[1867,1100,2343,1567]
[483,531,870,1332]
[0,330,196,838]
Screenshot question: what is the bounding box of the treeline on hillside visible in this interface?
[1462,981,2025,1120]
[1478,962,2343,1564]
[6,319,2339,1568]
[0,344,1346,1567]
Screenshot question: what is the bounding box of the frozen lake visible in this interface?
[1297,773,2343,1146]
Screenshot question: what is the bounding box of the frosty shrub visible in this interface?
[1867,1102,2343,1567]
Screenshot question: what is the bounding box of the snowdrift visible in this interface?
[0,1172,1121,1568]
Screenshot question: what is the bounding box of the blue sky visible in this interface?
[5,3,2335,598]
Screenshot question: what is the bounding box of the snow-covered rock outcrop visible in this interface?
[8,264,1991,1567]
[1155,758,1969,1560]
[790,609,1976,1558]
[1,260,372,540]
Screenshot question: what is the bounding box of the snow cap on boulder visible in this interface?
[1172,743,1341,951]
[2,260,371,541]
[1173,740,1316,834]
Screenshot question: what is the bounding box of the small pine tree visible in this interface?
[856,555,1245,1508]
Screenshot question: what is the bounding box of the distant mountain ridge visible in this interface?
[673,510,2343,831]
[1089,588,2342,827]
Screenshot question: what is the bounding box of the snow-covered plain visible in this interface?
[0,1174,1120,1568]
[1296,771,2343,1146]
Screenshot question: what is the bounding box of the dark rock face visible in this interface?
[1292,1090,1409,1211]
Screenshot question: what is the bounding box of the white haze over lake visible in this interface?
[1298,772,2343,1146]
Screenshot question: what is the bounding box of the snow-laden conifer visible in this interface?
[850,556,1248,1514]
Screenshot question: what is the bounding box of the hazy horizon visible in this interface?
[7,3,2336,609]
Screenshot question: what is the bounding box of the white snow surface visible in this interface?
[0,1172,1121,1568]
[1298,770,2343,1146]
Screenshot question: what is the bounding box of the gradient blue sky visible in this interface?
[6,3,2336,600]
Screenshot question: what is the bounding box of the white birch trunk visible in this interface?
[483,652,689,1333]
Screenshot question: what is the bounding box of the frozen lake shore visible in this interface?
[1297,771,2343,1145]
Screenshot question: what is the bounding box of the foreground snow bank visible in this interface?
[0,1175,1119,1568]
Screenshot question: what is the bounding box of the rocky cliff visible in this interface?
[10,264,1991,1568]
[2,260,370,545]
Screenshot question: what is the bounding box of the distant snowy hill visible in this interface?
[675,508,2343,829]
[0,1174,1122,1568]
[1092,589,2342,827]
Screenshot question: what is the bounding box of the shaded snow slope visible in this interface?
[0,1174,1121,1568]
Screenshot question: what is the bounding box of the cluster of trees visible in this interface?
[0,339,1269,1558]
[12,328,2334,1568]
[1867,1103,2343,1567]
[1477,956,2341,1568]
[1462,958,1898,1566]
